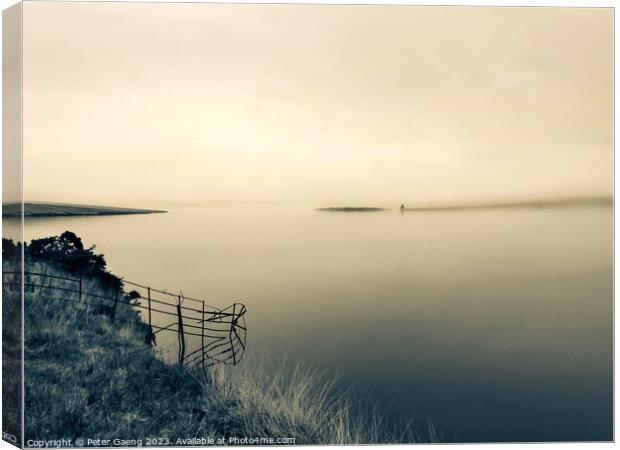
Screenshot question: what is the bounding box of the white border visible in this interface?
[0,1,615,450]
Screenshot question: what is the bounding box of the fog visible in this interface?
[18,4,612,208]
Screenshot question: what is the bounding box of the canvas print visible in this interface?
[1,2,613,446]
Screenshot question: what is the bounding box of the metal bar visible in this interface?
[152,322,178,334]
[122,280,213,306]
[17,271,80,282]
[139,295,207,313]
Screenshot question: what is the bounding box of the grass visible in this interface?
[2,260,22,446]
[205,359,424,444]
[3,259,427,446]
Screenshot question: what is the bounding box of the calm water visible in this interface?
[17,205,613,442]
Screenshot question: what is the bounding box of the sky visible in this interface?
[16,3,614,208]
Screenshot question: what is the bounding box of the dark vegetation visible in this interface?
[2,247,21,446]
[2,232,426,445]
[4,231,121,290]
[316,207,387,212]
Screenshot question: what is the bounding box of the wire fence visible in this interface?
[1,257,247,371]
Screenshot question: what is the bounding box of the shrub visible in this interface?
[3,232,122,290]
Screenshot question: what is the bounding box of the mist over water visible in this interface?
[17,204,612,442]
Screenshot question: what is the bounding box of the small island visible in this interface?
[316,207,387,212]
[2,202,167,217]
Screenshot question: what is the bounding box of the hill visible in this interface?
[2,202,166,217]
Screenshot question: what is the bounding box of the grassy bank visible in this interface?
[3,236,425,445]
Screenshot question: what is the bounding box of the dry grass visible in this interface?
[204,358,426,444]
[4,260,426,445]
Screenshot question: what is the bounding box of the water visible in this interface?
[15,205,613,442]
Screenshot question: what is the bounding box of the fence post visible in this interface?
[201,301,206,372]
[13,263,23,298]
[147,287,152,329]
[18,259,23,297]
[230,303,237,365]
[177,294,186,365]
[78,274,83,302]
[112,290,119,321]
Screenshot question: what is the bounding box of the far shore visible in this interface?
[403,196,612,212]
[316,207,387,212]
[317,197,612,213]
[2,202,167,217]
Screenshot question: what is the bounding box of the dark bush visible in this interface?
[4,232,122,290]
[2,238,19,260]
[126,290,141,305]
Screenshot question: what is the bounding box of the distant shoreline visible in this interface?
[2,202,167,217]
[316,207,387,212]
[403,197,612,212]
[317,197,612,213]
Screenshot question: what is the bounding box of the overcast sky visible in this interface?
[19,3,613,208]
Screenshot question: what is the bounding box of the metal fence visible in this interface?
[1,259,247,370]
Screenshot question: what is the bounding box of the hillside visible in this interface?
[2,234,421,446]
[2,202,166,217]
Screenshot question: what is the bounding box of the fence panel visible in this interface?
[1,259,247,369]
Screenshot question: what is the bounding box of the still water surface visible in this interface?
[20,206,612,442]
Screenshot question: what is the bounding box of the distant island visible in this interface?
[316,207,387,212]
[2,202,167,217]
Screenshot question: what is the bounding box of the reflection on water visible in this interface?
[16,205,613,442]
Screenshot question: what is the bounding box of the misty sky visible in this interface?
[19,3,613,208]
